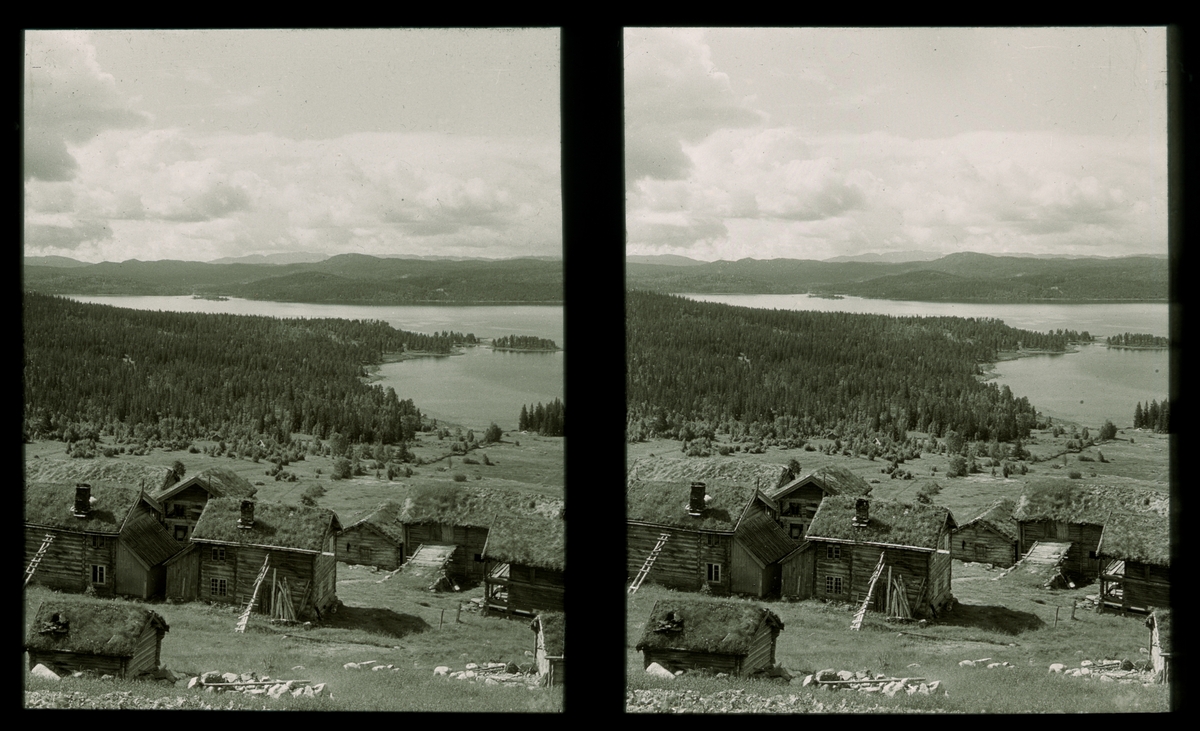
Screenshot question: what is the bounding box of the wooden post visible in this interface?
[455,604,462,624]
[1054,606,1059,629]
[887,567,892,615]
[439,608,445,630]
[1071,598,1077,620]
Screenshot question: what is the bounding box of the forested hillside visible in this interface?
[625,291,1085,446]
[23,293,457,447]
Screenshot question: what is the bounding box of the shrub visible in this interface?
[331,457,352,480]
[484,422,503,444]
[1068,470,1082,479]
[452,473,467,482]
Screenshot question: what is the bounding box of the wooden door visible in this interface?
[440,524,455,543]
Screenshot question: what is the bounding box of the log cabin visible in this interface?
[530,612,564,687]
[627,479,794,597]
[803,496,956,618]
[150,467,257,543]
[397,484,564,586]
[482,514,565,616]
[1145,608,1171,684]
[951,497,1018,567]
[1012,482,1168,583]
[1096,511,1170,615]
[766,465,873,542]
[181,498,341,620]
[337,501,405,571]
[26,595,169,679]
[25,482,184,600]
[635,598,783,677]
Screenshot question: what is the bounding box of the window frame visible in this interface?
[826,544,841,559]
[825,575,842,594]
[790,523,804,539]
[210,578,227,597]
[211,546,226,562]
[90,564,106,585]
[706,562,722,583]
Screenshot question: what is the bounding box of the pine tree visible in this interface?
[1134,401,1144,428]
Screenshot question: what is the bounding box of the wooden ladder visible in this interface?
[850,551,887,631]
[235,554,271,633]
[628,533,670,595]
[24,533,56,588]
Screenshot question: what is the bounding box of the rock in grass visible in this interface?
[1049,663,1065,673]
[645,663,675,680]
[836,670,855,681]
[958,660,975,667]
[816,668,839,682]
[433,666,450,676]
[30,664,60,681]
[801,675,814,687]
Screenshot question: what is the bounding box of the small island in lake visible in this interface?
[807,292,844,300]
[491,334,560,352]
[1106,332,1168,349]
[192,294,229,301]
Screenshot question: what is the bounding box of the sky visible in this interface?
[625,28,1168,262]
[23,29,561,263]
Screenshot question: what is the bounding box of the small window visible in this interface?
[825,575,842,594]
[706,563,721,583]
[962,540,967,551]
[90,535,106,549]
[174,525,188,541]
[211,578,227,596]
[826,545,841,559]
[212,547,225,562]
[91,564,106,584]
[170,503,187,518]
[790,524,804,539]
[346,542,352,553]
[474,553,483,562]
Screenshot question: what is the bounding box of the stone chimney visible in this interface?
[688,482,707,517]
[853,498,870,528]
[73,484,92,518]
[238,500,255,529]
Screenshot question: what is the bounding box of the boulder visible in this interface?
[433,666,450,676]
[854,670,868,680]
[1081,668,1092,676]
[484,678,499,686]
[1080,660,1093,667]
[1121,659,1134,671]
[343,662,360,670]
[372,665,388,671]
[928,680,941,692]
[958,660,975,667]
[311,683,326,694]
[1049,664,1065,673]
[222,672,239,683]
[987,663,1002,669]
[291,687,305,698]
[836,670,855,681]
[801,675,814,687]
[506,662,519,674]
[465,663,479,670]
[202,671,223,684]
[30,664,60,681]
[645,663,675,680]
[918,683,930,695]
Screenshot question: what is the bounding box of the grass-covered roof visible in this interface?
[627,479,756,532]
[772,464,872,500]
[26,458,178,493]
[191,498,340,553]
[958,497,1018,541]
[26,596,168,657]
[626,456,791,492]
[482,514,565,571]
[343,501,405,544]
[1096,511,1170,566]
[635,598,783,655]
[25,482,145,533]
[805,495,955,550]
[398,483,563,528]
[534,612,565,656]
[155,466,256,501]
[1012,482,1169,525]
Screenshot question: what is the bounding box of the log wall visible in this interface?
[25,528,117,596]
[403,523,489,581]
[508,564,565,613]
[162,484,209,542]
[1123,562,1170,612]
[730,539,773,597]
[813,541,852,600]
[198,543,238,604]
[627,523,732,593]
[27,650,125,677]
[776,483,826,540]
[129,625,162,676]
[642,648,741,676]
[1019,521,1103,578]
[165,547,199,601]
[742,623,776,675]
[952,524,1017,567]
[780,545,814,599]
[338,524,403,570]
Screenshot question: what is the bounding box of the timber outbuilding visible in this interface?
[150,467,256,543]
[627,478,794,597]
[1013,482,1168,583]
[530,612,564,687]
[803,496,956,618]
[951,497,1018,567]
[25,482,184,600]
[1096,511,1170,615]
[767,465,872,542]
[337,501,406,571]
[635,598,783,677]
[180,498,341,620]
[482,513,565,616]
[25,596,169,679]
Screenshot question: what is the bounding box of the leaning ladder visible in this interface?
[235,554,271,633]
[25,533,56,587]
[850,551,887,631]
[628,533,671,594]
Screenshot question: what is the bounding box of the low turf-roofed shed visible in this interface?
[482,513,565,616]
[531,612,564,686]
[636,598,783,677]
[804,496,956,618]
[951,497,1018,567]
[182,498,341,620]
[1096,511,1170,615]
[25,482,183,599]
[25,595,169,678]
[337,501,406,571]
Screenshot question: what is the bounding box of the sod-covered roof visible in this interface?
[805,496,955,550]
[482,514,565,571]
[397,484,564,528]
[25,459,178,493]
[534,612,565,656]
[1012,482,1169,525]
[342,501,405,545]
[153,466,256,502]
[626,456,791,492]
[627,479,757,532]
[25,482,146,533]
[635,598,783,655]
[191,498,341,553]
[770,464,873,501]
[957,497,1018,542]
[25,596,168,657]
[1096,511,1170,566]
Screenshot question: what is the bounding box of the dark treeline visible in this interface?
[519,399,565,436]
[1133,399,1171,433]
[1107,332,1169,348]
[626,291,1065,445]
[23,293,447,446]
[493,334,558,350]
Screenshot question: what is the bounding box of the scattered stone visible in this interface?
[836,670,855,681]
[928,680,940,691]
[816,669,839,682]
[1080,668,1092,676]
[645,663,675,680]
[1049,664,1065,673]
[222,672,239,683]
[506,662,519,674]
[343,662,360,670]
[907,663,921,669]
[30,664,61,681]
[801,675,814,687]
[291,666,305,671]
[918,683,930,695]
[1080,660,1093,668]
[987,663,1002,669]
[958,660,975,667]
[434,666,450,676]
[465,663,479,670]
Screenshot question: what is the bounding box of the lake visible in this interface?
[680,294,1170,428]
[63,296,564,431]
